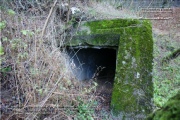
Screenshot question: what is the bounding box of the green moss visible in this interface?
[110,21,153,116]
[147,91,180,120]
[84,19,141,32]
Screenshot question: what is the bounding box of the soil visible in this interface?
[94,77,114,112]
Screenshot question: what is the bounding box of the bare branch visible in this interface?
[41,0,58,39]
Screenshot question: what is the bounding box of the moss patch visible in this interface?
[147,91,180,120]
[112,24,153,116]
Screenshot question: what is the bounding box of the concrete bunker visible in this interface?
[65,19,153,118]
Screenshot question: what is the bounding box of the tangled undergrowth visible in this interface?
[1,0,180,119]
[0,1,100,119]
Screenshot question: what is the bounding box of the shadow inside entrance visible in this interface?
[66,47,117,110]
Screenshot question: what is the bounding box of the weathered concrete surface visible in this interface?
[67,19,153,118]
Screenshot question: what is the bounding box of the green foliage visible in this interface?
[153,34,180,108]
[0,66,11,76]
[0,66,11,73]
[21,30,34,36]
[147,91,180,120]
[153,61,180,107]
[0,21,6,30]
[75,98,95,120]
[10,38,28,50]
[7,9,16,16]
[30,68,39,76]
[0,40,4,65]
[0,44,4,56]
[18,52,28,60]
[2,37,8,42]
[83,81,98,94]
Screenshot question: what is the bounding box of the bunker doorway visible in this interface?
[66,47,117,90]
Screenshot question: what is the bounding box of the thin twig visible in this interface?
[66,0,71,23]
[147,0,154,8]
[41,0,58,39]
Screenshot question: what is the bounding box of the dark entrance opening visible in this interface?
[67,48,117,82]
